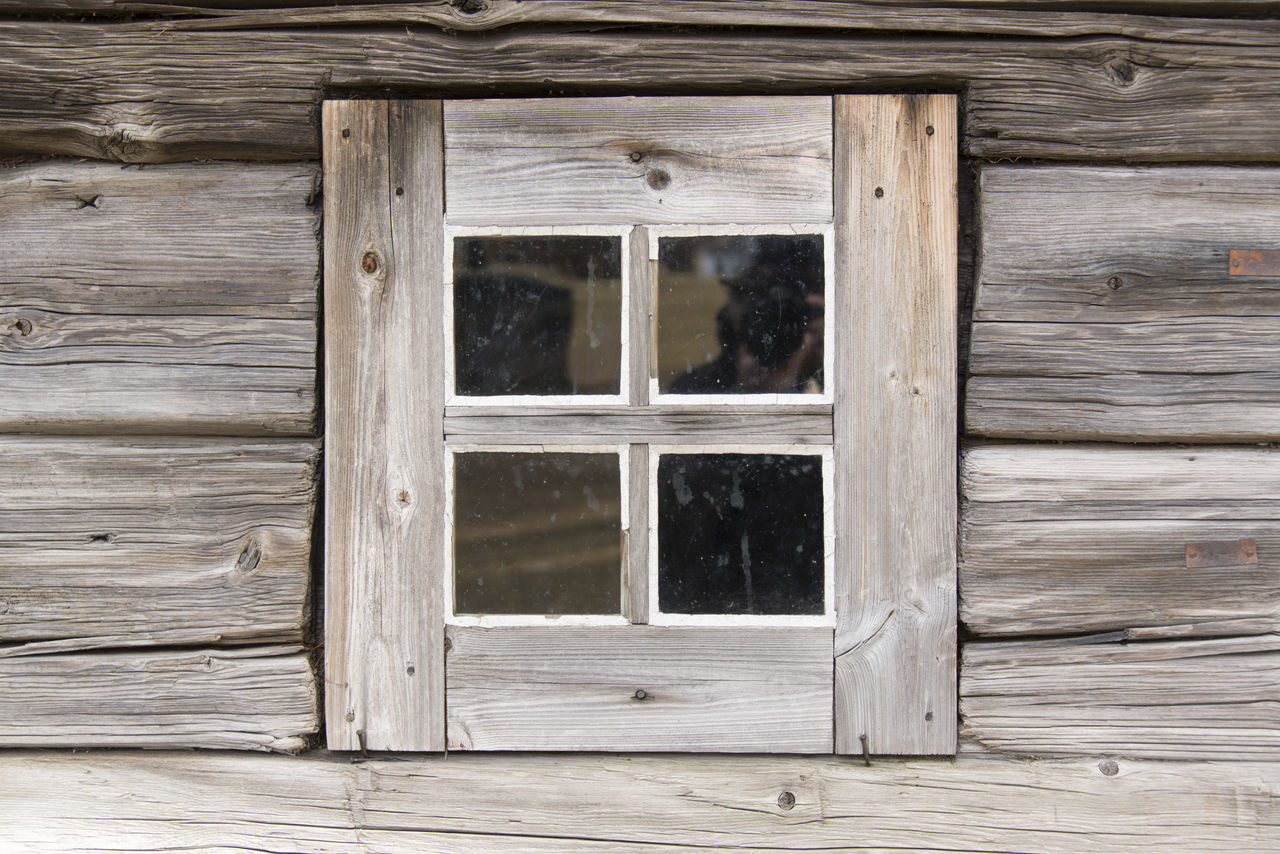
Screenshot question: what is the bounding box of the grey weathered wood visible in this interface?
[626,444,649,624]
[968,166,1280,442]
[629,225,652,407]
[833,94,957,756]
[446,626,833,752]
[444,97,833,225]
[13,0,1280,46]
[0,161,317,435]
[0,437,316,651]
[324,100,446,752]
[444,412,833,444]
[962,634,1280,760]
[961,444,1280,637]
[4,25,1280,163]
[6,751,1280,853]
[0,646,316,751]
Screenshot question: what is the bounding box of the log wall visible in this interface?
[1,0,1279,849]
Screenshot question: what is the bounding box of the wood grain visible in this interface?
[968,166,1280,442]
[0,161,317,435]
[0,437,316,652]
[323,100,446,752]
[0,646,316,751]
[961,444,1280,637]
[444,97,833,225]
[444,412,833,444]
[962,634,1280,760]
[3,25,1280,163]
[5,751,1280,852]
[446,626,833,752]
[833,95,957,756]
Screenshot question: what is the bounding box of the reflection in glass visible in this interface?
[657,453,824,615]
[453,236,622,396]
[657,234,825,395]
[454,452,622,616]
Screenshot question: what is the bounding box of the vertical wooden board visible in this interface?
[444,97,833,225]
[627,443,650,624]
[446,627,833,752]
[324,100,446,751]
[628,225,652,408]
[833,94,958,755]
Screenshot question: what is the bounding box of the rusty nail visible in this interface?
[395,186,404,196]
[356,729,369,759]
[925,711,934,721]
[406,664,416,676]
[777,791,796,810]
[1099,759,1119,776]
[341,128,350,139]
[874,187,884,199]
[361,252,379,274]
[859,733,872,767]
[1107,276,1123,290]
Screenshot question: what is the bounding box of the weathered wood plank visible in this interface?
[968,166,1280,442]
[834,95,957,755]
[444,97,832,225]
[9,1,1280,46]
[961,444,1280,637]
[444,412,833,444]
[962,635,1280,760]
[324,100,446,752]
[0,437,316,652]
[0,646,316,751]
[0,161,318,434]
[446,626,833,752]
[3,26,1280,163]
[3,751,1280,852]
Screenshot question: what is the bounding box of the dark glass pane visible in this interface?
[657,234,825,394]
[657,453,824,615]
[454,452,621,615]
[454,236,622,395]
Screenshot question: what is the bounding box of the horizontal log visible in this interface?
[0,161,318,434]
[961,444,1280,637]
[446,626,833,752]
[3,750,1279,852]
[2,25,1280,162]
[0,646,317,751]
[961,634,1280,760]
[6,1,1280,46]
[968,166,1280,442]
[0,437,317,651]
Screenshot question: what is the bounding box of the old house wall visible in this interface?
[0,1,1277,849]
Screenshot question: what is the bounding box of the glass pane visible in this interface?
[657,234,825,395]
[453,235,623,396]
[454,451,622,616]
[657,453,824,615]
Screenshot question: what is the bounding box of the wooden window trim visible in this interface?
[323,95,956,755]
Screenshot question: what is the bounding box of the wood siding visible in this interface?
[4,751,1279,852]
[0,161,318,435]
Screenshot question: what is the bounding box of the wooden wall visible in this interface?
[1,1,1278,850]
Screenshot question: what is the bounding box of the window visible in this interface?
[323,95,956,754]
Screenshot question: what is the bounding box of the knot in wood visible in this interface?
[361,251,381,275]
[12,318,32,337]
[646,169,671,191]
[1105,58,1138,87]
[450,0,486,13]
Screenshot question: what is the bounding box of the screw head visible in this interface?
[1099,759,1119,776]
[1107,276,1123,290]
[777,791,796,810]
[874,187,885,198]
